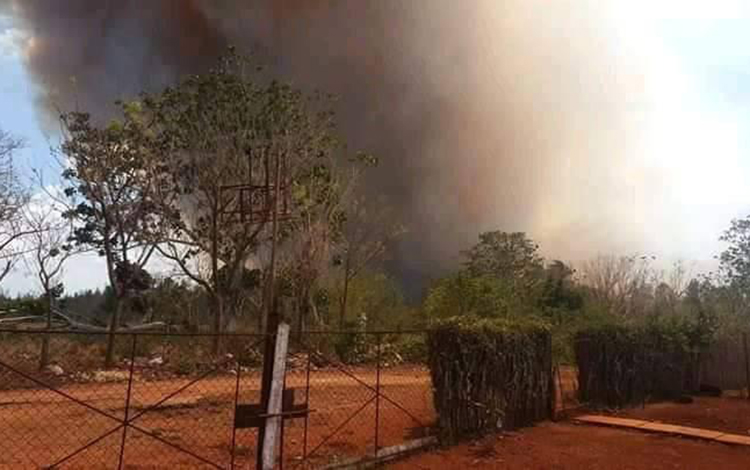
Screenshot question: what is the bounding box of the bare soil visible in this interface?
[615,396,750,436]
[0,365,435,469]
[391,421,750,469]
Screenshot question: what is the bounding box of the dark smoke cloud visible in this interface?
[1,1,665,294]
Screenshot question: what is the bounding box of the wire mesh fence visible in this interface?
[0,329,436,469]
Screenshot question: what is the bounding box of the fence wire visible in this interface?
[0,329,436,469]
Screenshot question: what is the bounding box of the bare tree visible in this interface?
[579,254,656,317]
[276,154,356,332]
[336,193,406,328]
[0,128,32,284]
[22,195,76,369]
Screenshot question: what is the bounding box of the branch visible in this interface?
[156,243,213,294]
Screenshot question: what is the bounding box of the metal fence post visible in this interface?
[374,333,382,454]
[118,334,137,470]
[302,347,312,464]
[743,332,750,401]
[230,353,242,469]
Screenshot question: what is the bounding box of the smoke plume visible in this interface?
[0,1,679,292]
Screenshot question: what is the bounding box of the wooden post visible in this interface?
[260,322,290,470]
[256,153,283,468]
[743,332,750,401]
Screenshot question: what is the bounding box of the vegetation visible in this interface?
[1,47,750,382]
[0,128,31,283]
[60,108,161,366]
[575,320,699,408]
[427,316,553,443]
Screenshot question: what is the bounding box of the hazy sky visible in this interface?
[1,2,750,294]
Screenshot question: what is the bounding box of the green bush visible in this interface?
[332,324,370,365]
[393,334,428,363]
[427,316,554,444]
[575,321,695,408]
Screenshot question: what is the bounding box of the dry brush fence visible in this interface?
[427,317,554,444]
[575,324,693,409]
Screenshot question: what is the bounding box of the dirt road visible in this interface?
[392,421,750,469]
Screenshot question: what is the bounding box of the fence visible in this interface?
[701,332,750,394]
[0,329,435,469]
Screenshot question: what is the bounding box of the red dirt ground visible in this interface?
[615,396,750,436]
[0,366,435,469]
[391,421,750,469]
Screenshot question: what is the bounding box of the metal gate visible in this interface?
[0,329,436,469]
[0,330,267,469]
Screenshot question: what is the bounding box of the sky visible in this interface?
[1,2,750,294]
[1,14,110,295]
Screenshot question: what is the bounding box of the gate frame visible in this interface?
[0,329,265,469]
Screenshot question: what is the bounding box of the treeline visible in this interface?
[422,228,750,364]
[1,48,749,367]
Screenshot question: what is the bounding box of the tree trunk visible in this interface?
[212,294,224,354]
[105,297,125,369]
[339,254,351,329]
[38,292,53,371]
[296,287,307,340]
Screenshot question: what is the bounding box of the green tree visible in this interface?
[423,271,519,320]
[60,109,161,367]
[719,216,750,303]
[144,50,343,346]
[539,260,583,317]
[462,231,545,304]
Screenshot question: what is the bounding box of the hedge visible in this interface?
[575,323,693,408]
[427,316,554,444]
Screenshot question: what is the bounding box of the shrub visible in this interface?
[427,316,554,444]
[575,321,693,408]
[393,334,428,363]
[333,329,369,364]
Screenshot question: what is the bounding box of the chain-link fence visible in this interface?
[0,329,436,469]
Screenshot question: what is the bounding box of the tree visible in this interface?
[719,216,750,304]
[579,254,656,317]
[60,108,161,367]
[423,271,519,320]
[145,50,342,347]
[137,277,208,329]
[462,231,545,305]
[539,260,583,314]
[22,196,75,369]
[423,231,548,321]
[336,191,406,328]
[278,179,340,333]
[0,128,31,284]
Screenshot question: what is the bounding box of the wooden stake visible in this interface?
[261,322,290,469]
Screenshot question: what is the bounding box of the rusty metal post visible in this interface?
[743,332,750,401]
[302,349,312,464]
[230,359,242,469]
[375,333,382,453]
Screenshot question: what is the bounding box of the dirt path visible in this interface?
[391,422,750,469]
